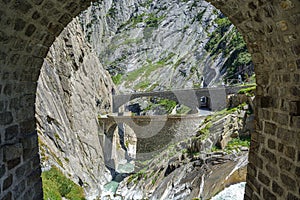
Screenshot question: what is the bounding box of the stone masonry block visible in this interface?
[247,163,257,177]
[249,152,263,169]
[263,187,277,200]
[277,128,296,145]
[279,157,293,172]
[7,157,21,170]
[31,11,41,20]
[284,145,296,160]
[291,116,300,129]
[0,164,5,179]
[272,181,284,196]
[25,24,36,37]
[13,0,33,14]
[12,180,25,199]
[264,121,277,135]
[278,142,284,153]
[58,13,72,26]
[267,139,276,149]
[258,171,270,186]
[3,174,13,191]
[14,18,26,31]
[297,59,300,69]
[4,143,23,161]
[1,192,12,200]
[287,193,300,200]
[290,86,300,97]
[260,96,273,108]
[280,173,297,192]
[261,148,277,164]
[0,112,13,125]
[296,166,300,178]
[26,167,42,188]
[272,112,289,126]
[5,125,19,141]
[266,163,279,178]
[20,119,36,136]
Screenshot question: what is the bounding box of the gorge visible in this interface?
[0,0,299,200]
[35,0,254,199]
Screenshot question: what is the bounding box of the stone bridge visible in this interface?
[0,1,299,200]
[112,86,248,113]
[99,114,206,160]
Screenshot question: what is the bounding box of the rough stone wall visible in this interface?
[0,0,299,199]
[100,115,206,160]
[209,1,300,199]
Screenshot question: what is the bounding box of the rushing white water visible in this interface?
[211,182,246,200]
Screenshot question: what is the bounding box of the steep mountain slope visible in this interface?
[36,18,114,198]
[82,0,253,93]
[35,0,254,198]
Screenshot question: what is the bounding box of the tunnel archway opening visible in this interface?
[0,0,299,199]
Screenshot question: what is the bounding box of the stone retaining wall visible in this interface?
[0,0,299,199]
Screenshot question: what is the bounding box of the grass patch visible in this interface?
[124,54,175,84]
[158,99,177,113]
[134,80,150,90]
[42,166,85,200]
[238,85,256,96]
[112,74,122,85]
[224,137,251,153]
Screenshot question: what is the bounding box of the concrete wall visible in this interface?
[0,0,299,199]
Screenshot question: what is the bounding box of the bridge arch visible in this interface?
[0,1,299,199]
[114,93,203,114]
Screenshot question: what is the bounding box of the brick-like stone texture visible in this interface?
[0,0,299,199]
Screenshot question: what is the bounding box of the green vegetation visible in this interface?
[158,99,177,113]
[38,138,63,167]
[112,74,122,85]
[42,166,85,200]
[127,169,147,184]
[145,13,164,28]
[204,16,231,54]
[238,85,256,96]
[107,7,117,17]
[195,9,206,22]
[119,12,165,30]
[197,122,212,140]
[147,83,159,91]
[134,80,151,90]
[204,15,253,83]
[176,105,191,114]
[124,53,175,84]
[223,136,251,153]
[140,0,153,9]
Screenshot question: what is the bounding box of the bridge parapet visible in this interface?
[112,86,250,113]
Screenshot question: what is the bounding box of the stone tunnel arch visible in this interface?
[0,0,299,199]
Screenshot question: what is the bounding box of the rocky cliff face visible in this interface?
[35,0,253,198]
[114,104,253,199]
[82,0,252,93]
[35,18,115,198]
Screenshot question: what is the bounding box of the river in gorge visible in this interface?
[211,182,246,200]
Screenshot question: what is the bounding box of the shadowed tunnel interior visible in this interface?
[0,0,299,199]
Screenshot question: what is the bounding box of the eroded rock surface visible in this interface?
[36,18,114,197]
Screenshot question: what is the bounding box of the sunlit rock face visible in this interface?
[36,18,114,197]
[35,0,253,198]
[82,0,252,93]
